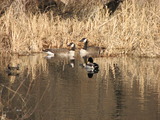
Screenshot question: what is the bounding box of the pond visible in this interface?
[0,53,160,120]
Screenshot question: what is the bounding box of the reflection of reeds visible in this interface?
[0,53,48,82]
[0,55,159,119]
[97,57,160,106]
[0,0,159,57]
[0,53,48,119]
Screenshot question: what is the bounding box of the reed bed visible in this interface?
[0,0,160,57]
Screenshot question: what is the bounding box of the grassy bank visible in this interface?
[0,0,160,57]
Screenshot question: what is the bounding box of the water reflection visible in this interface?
[109,63,124,120]
[0,54,160,120]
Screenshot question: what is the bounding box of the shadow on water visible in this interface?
[109,63,124,120]
[0,54,160,120]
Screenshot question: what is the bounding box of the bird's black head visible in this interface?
[88,57,93,63]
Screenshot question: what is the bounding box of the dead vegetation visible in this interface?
[0,0,160,57]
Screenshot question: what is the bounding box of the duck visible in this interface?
[6,64,20,76]
[79,38,103,57]
[86,57,99,72]
[43,42,76,58]
[81,57,99,73]
[7,64,20,71]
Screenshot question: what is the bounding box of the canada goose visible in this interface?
[43,42,76,58]
[79,38,102,57]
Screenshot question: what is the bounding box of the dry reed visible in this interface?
[0,0,159,57]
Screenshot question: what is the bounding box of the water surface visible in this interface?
[0,54,160,120]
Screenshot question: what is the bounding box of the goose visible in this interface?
[43,42,76,58]
[79,38,103,57]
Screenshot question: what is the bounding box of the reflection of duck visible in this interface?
[79,38,101,57]
[7,71,20,76]
[43,42,76,58]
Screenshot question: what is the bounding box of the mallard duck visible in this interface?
[80,57,99,72]
[86,57,99,71]
[7,64,20,71]
[6,64,20,76]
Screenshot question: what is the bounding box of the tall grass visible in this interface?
[0,0,160,57]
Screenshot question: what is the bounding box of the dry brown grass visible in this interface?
[0,0,160,57]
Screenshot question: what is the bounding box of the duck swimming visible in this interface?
[6,64,20,76]
[80,57,99,75]
[85,57,99,72]
[7,64,20,71]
